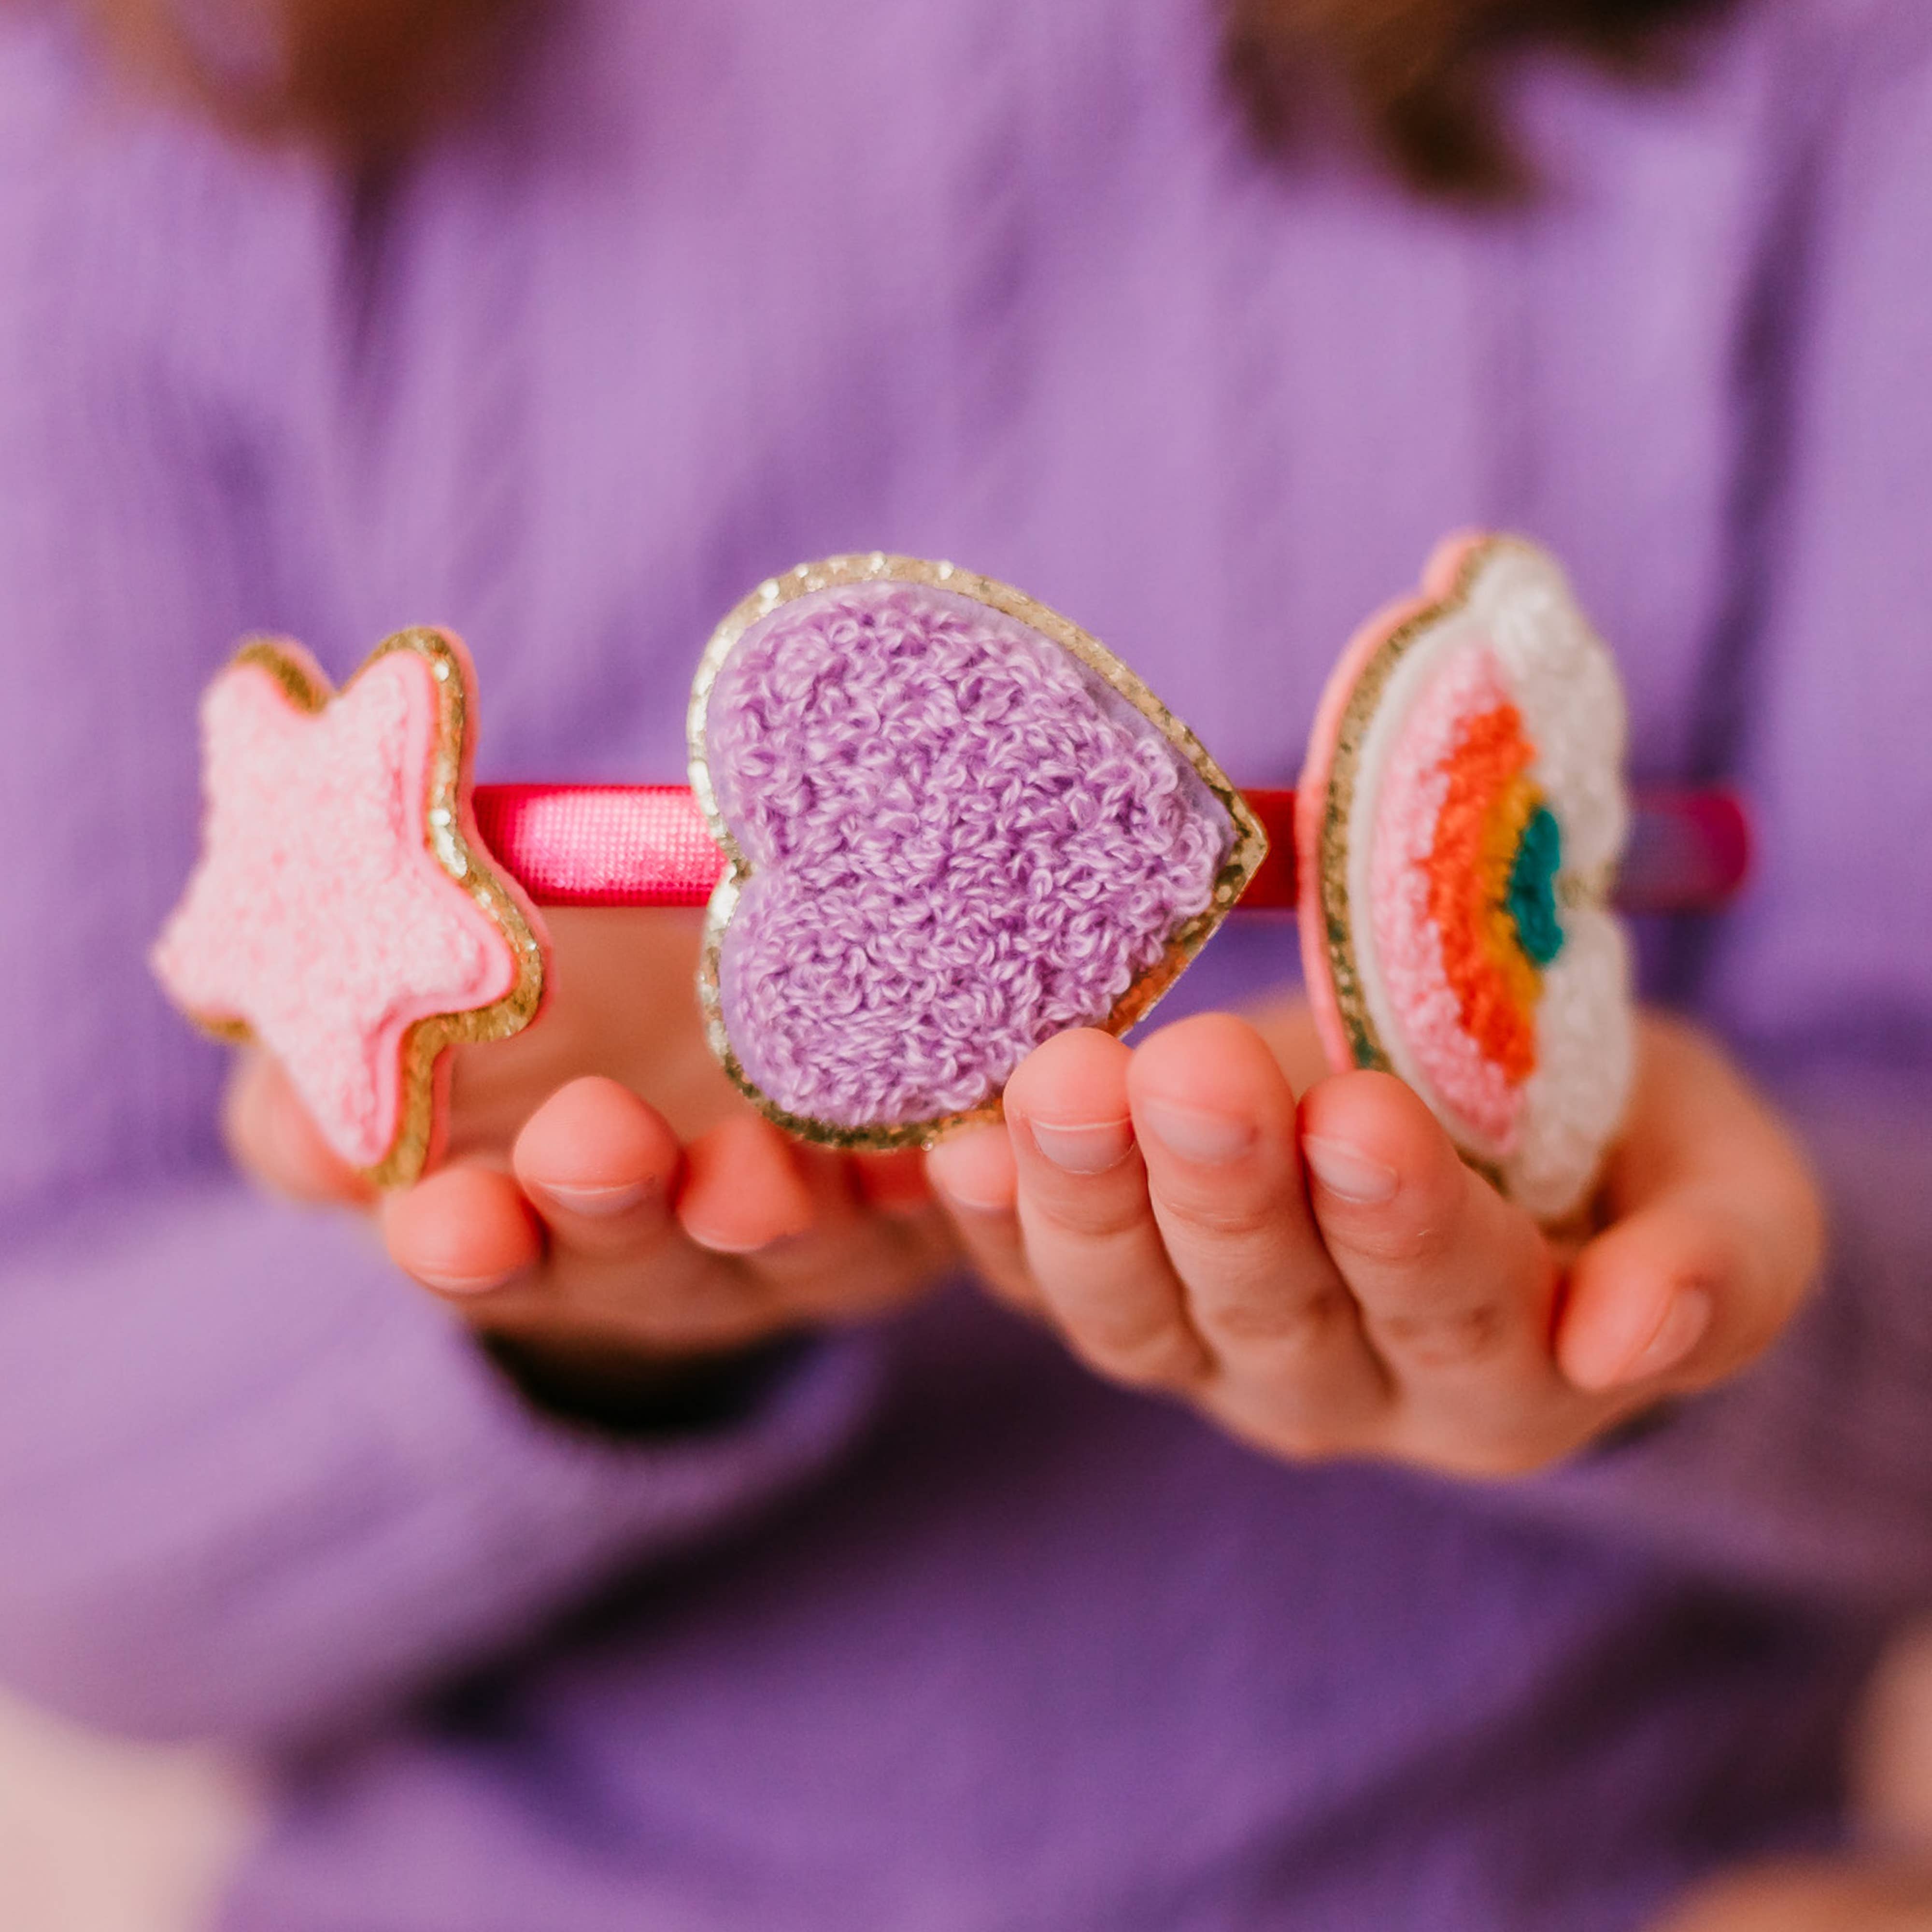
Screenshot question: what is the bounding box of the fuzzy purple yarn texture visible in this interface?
[705,582,1231,1129]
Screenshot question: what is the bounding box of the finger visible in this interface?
[1298,1069,1561,1456]
[1558,1188,1757,1394]
[926,1123,1037,1310]
[676,1114,817,1254]
[221,1050,373,1208]
[382,1163,543,1297]
[511,1076,684,1260]
[739,1144,950,1321]
[1128,1015,1386,1429]
[1003,1029,1211,1389]
[507,1104,793,1350]
[512,1079,782,1350]
[1557,1016,1822,1393]
[679,1116,946,1330]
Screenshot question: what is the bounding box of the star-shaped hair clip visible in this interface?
[154,540,1751,1213]
[152,630,547,1188]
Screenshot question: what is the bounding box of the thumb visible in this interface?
[1555,1017,1821,1395]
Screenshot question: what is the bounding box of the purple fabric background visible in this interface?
[2,0,1932,1927]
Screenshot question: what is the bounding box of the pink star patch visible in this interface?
[153,630,548,1186]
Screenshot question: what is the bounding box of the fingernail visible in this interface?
[684,1232,772,1255]
[1027,1118,1133,1175]
[684,1228,803,1256]
[1301,1135,1399,1205]
[935,1176,1014,1216]
[533,1179,648,1219]
[414,1267,520,1297]
[1621,1286,1713,1383]
[1139,1100,1255,1166]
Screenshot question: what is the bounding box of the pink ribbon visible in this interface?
[472,783,1750,915]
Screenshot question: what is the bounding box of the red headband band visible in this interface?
[470,781,1751,916]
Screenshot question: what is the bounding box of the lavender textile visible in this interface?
[708,583,1227,1127]
[3,1,1932,1929]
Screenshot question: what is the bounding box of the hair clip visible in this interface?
[1298,534,1635,1219]
[150,631,548,1189]
[687,558,1267,1147]
[154,540,1748,1214]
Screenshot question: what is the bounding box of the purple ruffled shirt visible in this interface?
[3,1,1932,1926]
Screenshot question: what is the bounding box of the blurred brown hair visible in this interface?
[87,0,1732,195]
[78,0,529,165]
[1226,0,1734,197]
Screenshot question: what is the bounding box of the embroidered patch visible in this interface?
[691,556,1267,1146]
[1296,536,1634,1221]
[152,632,546,1186]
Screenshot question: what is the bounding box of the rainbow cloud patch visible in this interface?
[1297,536,1634,1221]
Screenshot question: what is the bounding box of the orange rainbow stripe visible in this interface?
[1425,703,1544,1086]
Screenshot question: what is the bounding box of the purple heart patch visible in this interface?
[692,559,1264,1142]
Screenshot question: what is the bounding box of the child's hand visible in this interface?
[927,1005,1821,1477]
[223,910,954,1381]
[1651,1861,1932,1931]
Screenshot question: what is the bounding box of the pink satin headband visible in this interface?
[150,539,1752,1207]
[469,781,1750,916]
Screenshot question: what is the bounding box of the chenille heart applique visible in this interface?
[1296,535,1634,1221]
[690,556,1268,1146]
[152,631,547,1187]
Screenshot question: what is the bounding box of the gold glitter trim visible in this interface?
[189,630,546,1190]
[1316,541,1503,1077]
[687,554,1269,1151]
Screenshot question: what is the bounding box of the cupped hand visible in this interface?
[224,909,954,1378]
[1650,1861,1932,1932]
[926,1003,1821,1477]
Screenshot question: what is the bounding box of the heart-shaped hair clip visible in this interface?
[688,555,1267,1147]
[155,538,1750,1212]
